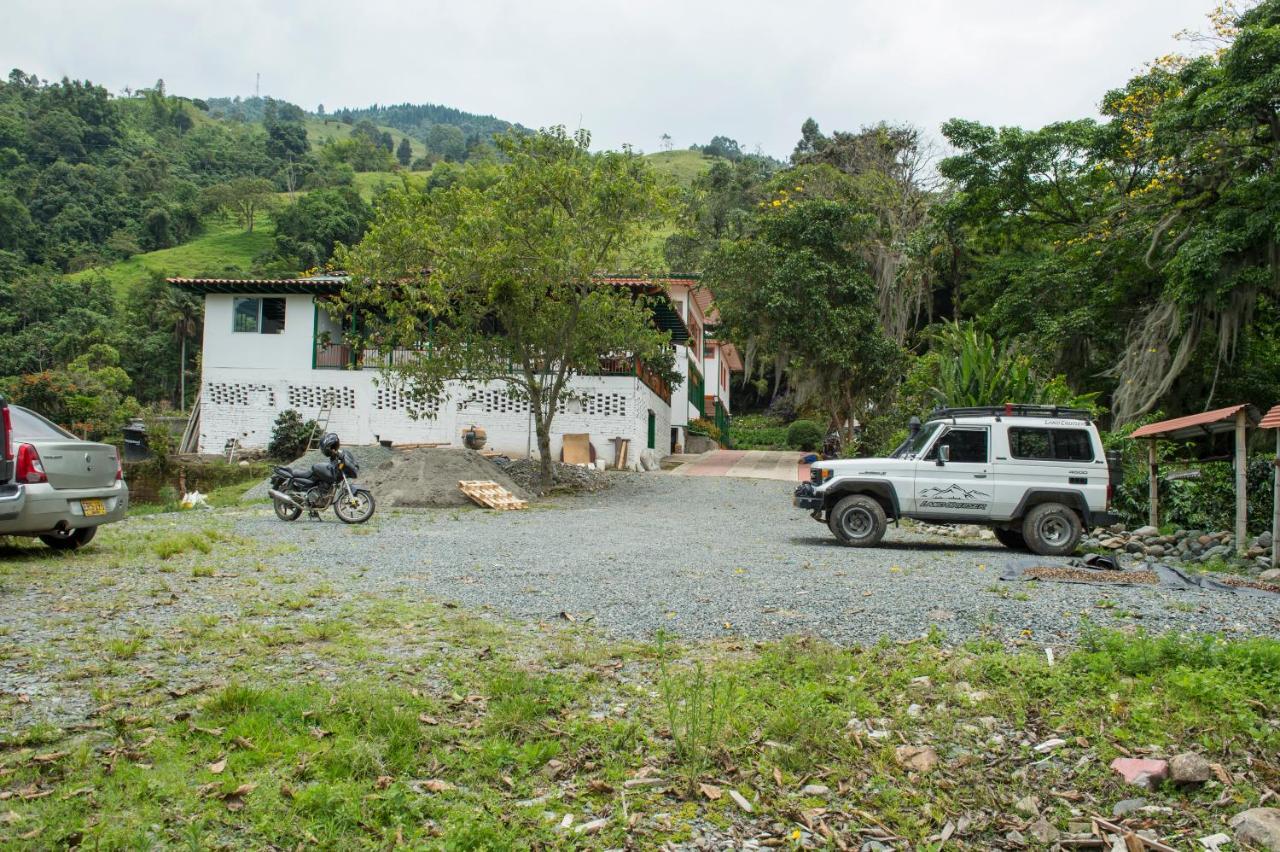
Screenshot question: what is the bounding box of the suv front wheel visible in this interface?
[1022,503,1082,556]
[828,495,887,547]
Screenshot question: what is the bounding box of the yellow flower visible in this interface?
[771,200,782,207]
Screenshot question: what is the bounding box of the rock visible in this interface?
[1028,816,1059,844]
[1259,532,1273,548]
[1199,832,1231,852]
[1110,757,1168,789]
[1112,798,1148,817]
[1230,808,1280,850]
[1133,525,1160,538]
[1198,535,1213,546]
[1261,569,1280,583]
[638,449,661,472]
[1014,794,1040,816]
[1247,547,1265,559]
[906,703,924,718]
[1004,829,1025,845]
[1169,752,1212,784]
[800,784,830,797]
[1145,545,1166,558]
[1102,537,1125,549]
[956,524,981,538]
[860,843,893,852]
[894,745,939,773]
[1033,737,1066,753]
[1125,541,1145,554]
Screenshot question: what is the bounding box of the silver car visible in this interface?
[0,398,129,550]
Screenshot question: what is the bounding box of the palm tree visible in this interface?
[159,286,202,411]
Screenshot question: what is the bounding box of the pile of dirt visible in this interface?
[498,458,611,496]
[361,448,531,508]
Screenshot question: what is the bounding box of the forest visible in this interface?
[0,0,1276,488]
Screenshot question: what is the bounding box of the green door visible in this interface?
[647,411,656,450]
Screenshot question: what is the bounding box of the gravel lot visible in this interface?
[4,473,1279,734]
[228,472,1280,644]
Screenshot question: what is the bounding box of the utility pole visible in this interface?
[255,73,260,100]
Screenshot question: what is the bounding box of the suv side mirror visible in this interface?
[937,444,950,466]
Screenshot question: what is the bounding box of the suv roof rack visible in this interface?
[927,404,1094,422]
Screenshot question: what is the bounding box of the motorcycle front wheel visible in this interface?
[334,490,375,524]
[274,498,303,522]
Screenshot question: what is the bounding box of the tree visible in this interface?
[705,198,904,449]
[426,123,466,162]
[204,177,276,232]
[395,136,412,167]
[272,186,372,268]
[2,343,139,439]
[336,127,677,487]
[660,133,673,152]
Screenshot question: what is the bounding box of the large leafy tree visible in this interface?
[705,197,904,448]
[938,0,1280,422]
[336,127,678,486]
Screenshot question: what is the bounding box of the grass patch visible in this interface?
[3,622,1276,849]
[730,413,792,450]
[68,215,274,299]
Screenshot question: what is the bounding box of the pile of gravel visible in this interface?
[245,446,529,508]
[499,458,611,495]
[362,448,530,508]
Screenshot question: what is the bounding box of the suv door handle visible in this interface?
[973,474,988,478]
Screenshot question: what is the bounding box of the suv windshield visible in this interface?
[894,422,940,458]
[10,406,77,441]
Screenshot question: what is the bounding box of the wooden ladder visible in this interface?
[306,398,335,451]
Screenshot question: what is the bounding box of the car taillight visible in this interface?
[115,454,123,481]
[1,405,12,463]
[16,443,47,484]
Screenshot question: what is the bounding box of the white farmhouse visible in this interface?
[170,274,741,464]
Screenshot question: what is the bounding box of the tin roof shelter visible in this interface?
[1262,405,1280,569]
[1130,404,1260,554]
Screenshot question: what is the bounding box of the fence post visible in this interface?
[1147,439,1159,529]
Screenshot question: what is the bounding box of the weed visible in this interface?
[191,565,215,578]
[152,532,213,559]
[656,632,738,795]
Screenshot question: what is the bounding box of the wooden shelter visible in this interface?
[1262,404,1280,569]
[1130,404,1260,554]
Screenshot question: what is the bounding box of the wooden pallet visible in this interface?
[458,480,528,511]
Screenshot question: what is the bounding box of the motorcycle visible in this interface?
[268,448,376,524]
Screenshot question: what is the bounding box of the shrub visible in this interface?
[268,409,318,461]
[688,417,722,443]
[787,419,823,451]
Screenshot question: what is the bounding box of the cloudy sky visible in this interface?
[5,0,1213,157]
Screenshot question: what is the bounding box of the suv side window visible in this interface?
[926,427,988,463]
[1009,427,1094,461]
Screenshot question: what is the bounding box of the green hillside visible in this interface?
[305,116,427,160]
[68,216,274,297]
[353,170,426,200]
[644,149,721,187]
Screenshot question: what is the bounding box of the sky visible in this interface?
[3,0,1215,158]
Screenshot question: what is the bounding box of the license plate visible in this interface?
[82,499,107,517]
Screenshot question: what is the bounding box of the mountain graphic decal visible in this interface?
[918,484,991,501]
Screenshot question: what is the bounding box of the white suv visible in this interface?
[793,406,1121,556]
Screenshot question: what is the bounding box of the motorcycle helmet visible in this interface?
[319,432,341,456]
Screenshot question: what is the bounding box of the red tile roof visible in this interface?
[1261,405,1280,430]
[1130,404,1258,440]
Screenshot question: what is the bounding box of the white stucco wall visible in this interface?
[203,293,318,372]
[198,367,667,463]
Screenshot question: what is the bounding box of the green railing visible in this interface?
[687,357,705,418]
[713,399,731,448]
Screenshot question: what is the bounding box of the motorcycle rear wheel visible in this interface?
[273,498,303,522]
[334,490,375,524]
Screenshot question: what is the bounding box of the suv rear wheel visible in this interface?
[1022,503,1082,556]
[994,527,1030,551]
[828,495,887,547]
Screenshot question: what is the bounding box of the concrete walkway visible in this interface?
[669,449,810,482]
